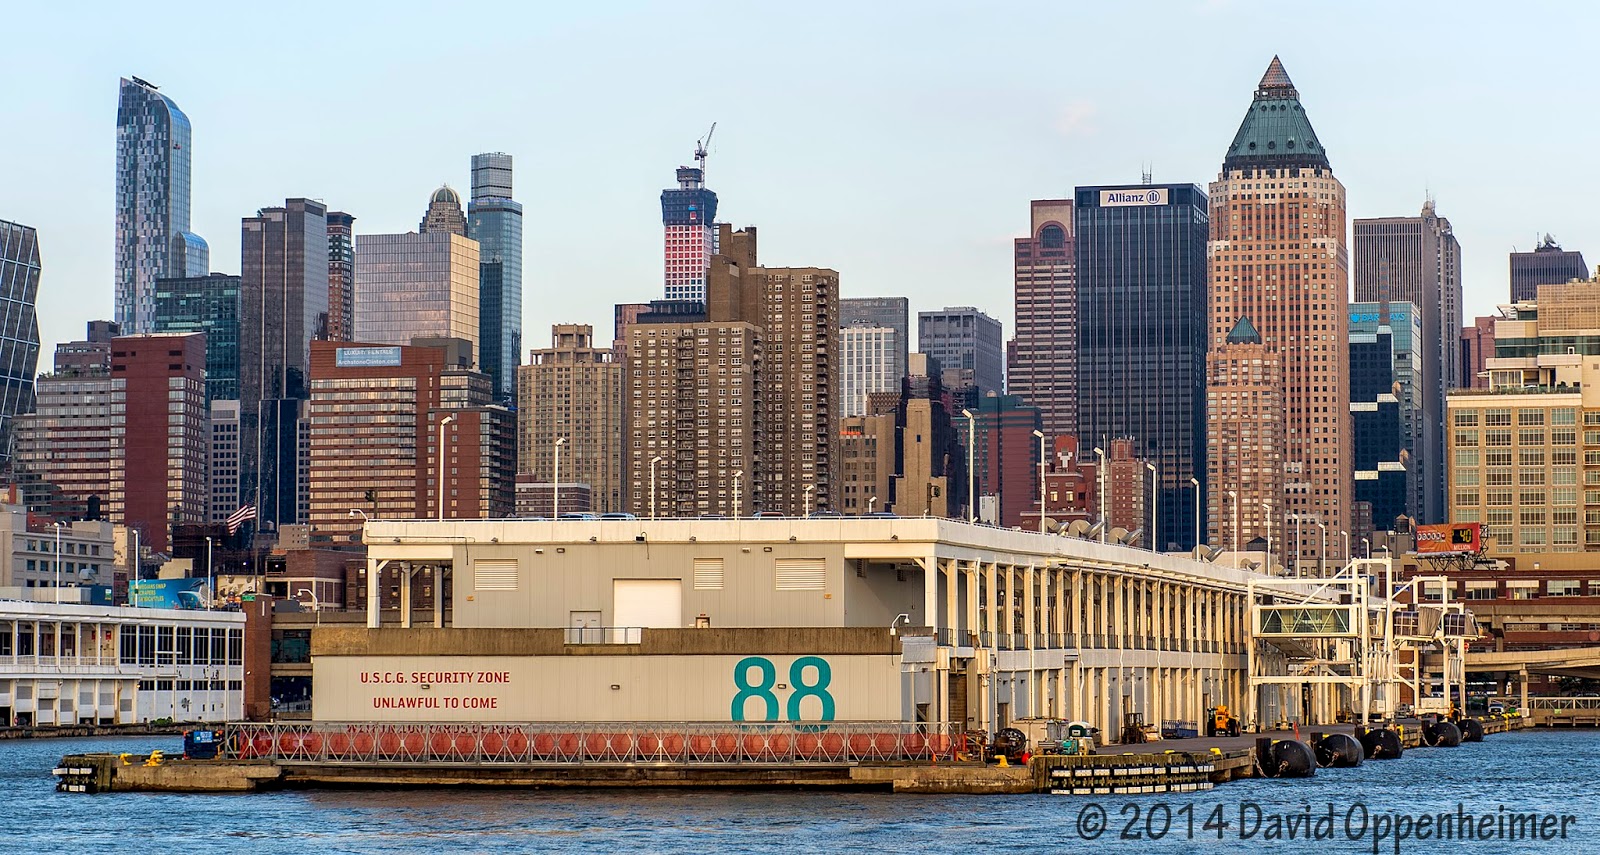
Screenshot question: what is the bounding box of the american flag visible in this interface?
[226,504,257,535]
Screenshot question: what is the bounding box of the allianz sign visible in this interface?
[1099,188,1169,207]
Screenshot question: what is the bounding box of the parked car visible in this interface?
[867,511,900,519]
[558,513,598,521]
[808,510,843,518]
[599,512,638,520]
[752,511,785,519]
[1487,701,1507,715]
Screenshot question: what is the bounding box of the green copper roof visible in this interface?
[1223,56,1329,171]
[1226,315,1262,345]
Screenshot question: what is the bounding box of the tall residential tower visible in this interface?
[467,153,524,403]
[1206,57,1351,567]
[1010,200,1077,439]
[660,165,718,301]
[0,220,41,467]
[115,77,207,333]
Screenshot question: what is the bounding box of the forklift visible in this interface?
[1205,705,1242,737]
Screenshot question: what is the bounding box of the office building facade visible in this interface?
[114,77,207,333]
[1010,200,1077,438]
[1206,57,1351,566]
[468,153,523,403]
[918,307,1003,400]
[208,399,242,526]
[517,325,622,513]
[0,220,41,467]
[1510,236,1588,302]
[108,334,209,553]
[354,229,480,362]
[840,325,899,418]
[1348,302,1420,540]
[1352,201,1460,523]
[1074,184,1209,550]
[968,395,1042,528]
[153,273,240,403]
[840,297,909,382]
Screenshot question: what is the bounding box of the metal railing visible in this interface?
[563,627,643,645]
[225,721,967,765]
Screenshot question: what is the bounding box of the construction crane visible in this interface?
[694,122,717,179]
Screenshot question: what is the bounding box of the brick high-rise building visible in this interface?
[1206,57,1350,567]
[969,394,1043,528]
[306,340,513,542]
[517,325,623,513]
[325,211,356,342]
[1103,438,1154,545]
[108,333,209,553]
[1009,200,1076,438]
[12,323,119,522]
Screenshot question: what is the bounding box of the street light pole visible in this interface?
[1261,500,1273,574]
[1288,513,1301,576]
[1226,490,1238,557]
[731,469,743,519]
[553,436,567,518]
[650,455,663,520]
[437,413,458,521]
[1094,446,1107,543]
[206,535,213,611]
[962,409,976,524]
[868,496,877,514]
[297,588,321,625]
[1033,430,1046,534]
[53,522,62,604]
[1146,461,1157,551]
[804,485,815,518]
[1341,530,1349,570]
[1189,476,1201,550]
[1315,519,1328,577]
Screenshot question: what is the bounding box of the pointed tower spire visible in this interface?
[1258,55,1295,93]
[1223,56,1328,171]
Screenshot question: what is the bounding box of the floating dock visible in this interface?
[55,715,1526,796]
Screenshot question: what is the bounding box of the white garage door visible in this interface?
[613,579,683,628]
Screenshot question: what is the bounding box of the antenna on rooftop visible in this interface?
[1141,163,1153,185]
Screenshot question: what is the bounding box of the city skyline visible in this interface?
[4,4,1596,364]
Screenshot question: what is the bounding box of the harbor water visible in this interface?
[6,730,1595,853]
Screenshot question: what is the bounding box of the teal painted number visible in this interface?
[732,656,837,722]
[786,656,836,722]
[731,656,779,722]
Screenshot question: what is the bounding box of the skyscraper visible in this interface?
[153,272,240,402]
[240,198,330,530]
[115,77,207,333]
[1352,201,1460,523]
[108,333,209,554]
[660,165,718,301]
[1206,57,1350,567]
[1010,199,1077,439]
[0,220,41,467]
[517,325,622,513]
[1510,236,1588,302]
[325,211,356,341]
[840,297,909,381]
[355,191,481,361]
[918,307,1003,401]
[468,153,524,403]
[419,185,468,236]
[1074,184,1209,550]
[840,325,899,417]
[1348,301,1422,541]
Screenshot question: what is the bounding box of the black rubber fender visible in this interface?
[1358,728,1404,760]
[1314,732,1364,768]
[1423,720,1462,747]
[1460,718,1485,742]
[1264,739,1316,778]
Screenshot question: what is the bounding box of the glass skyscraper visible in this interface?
[467,153,523,403]
[1348,301,1422,539]
[115,77,207,333]
[1074,183,1210,551]
[153,272,241,402]
[0,220,41,466]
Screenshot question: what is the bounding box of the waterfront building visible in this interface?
[1352,202,1460,522]
[1460,315,1496,391]
[918,307,1003,401]
[0,501,115,593]
[108,334,209,554]
[241,198,330,531]
[840,325,898,418]
[1348,302,1421,542]
[306,340,512,542]
[840,297,909,383]
[354,218,480,365]
[516,325,622,514]
[468,153,524,403]
[114,77,207,333]
[1009,200,1077,439]
[336,518,1277,733]
[325,211,356,342]
[1510,235,1588,302]
[1206,57,1350,565]
[0,598,245,725]
[1074,184,1209,550]
[660,165,718,301]
[153,273,241,403]
[0,220,41,468]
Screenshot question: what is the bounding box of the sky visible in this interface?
[3,0,1596,364]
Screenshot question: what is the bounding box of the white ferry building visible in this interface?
[0,600,245,726]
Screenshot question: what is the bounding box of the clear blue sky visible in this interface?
[3,0,1594,362]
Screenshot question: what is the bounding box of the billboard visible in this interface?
[335,346,403,368]
[1415,523,1482,555]
[129,578,208,610]
[1099,188,1168,207]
